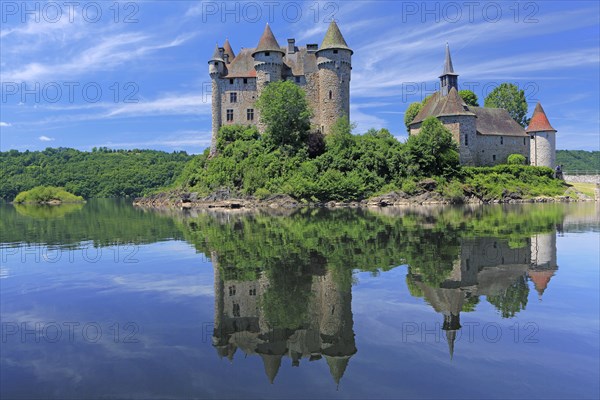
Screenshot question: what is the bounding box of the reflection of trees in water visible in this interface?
[14,203,84,219]
[192,204,576,379]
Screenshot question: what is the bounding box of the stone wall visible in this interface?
[220,77,258,127]
[438,115,477,166]
[474,134,529,166]
[563,175,600,184]
[530,131,556,168]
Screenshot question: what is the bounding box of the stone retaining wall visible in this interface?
[564,175,600,184]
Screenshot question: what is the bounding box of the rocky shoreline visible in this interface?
[133,185,595,210]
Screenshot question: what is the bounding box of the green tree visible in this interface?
[255,80,312,149]
[405,116,460,177]
[458,90,479,106]
[404,102,423,132]
[484,83,529,127]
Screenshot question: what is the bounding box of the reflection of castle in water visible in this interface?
[212,254,356,386]
[408,232,558,358]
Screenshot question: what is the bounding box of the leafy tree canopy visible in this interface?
[255,80,312,149]
[458,90,479,107]
[484,83,529,127]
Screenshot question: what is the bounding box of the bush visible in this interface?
[14,186,84,203]
[507,154,526,165]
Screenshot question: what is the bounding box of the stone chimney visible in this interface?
[287,38,295,54]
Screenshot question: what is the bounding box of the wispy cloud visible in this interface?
[2,32,196,82]
[39,135,54,142]
[0,122,12,127]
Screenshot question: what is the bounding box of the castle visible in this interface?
[209,24,557,168]
[408,45,558,168]
[208,21,352,155]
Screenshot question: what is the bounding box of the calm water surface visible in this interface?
[1,200,599,399]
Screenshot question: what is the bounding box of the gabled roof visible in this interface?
[470,107,528,137]
[209,43,223,62]
[223,38,235,61]
[526,102,556,133]
[319,21,352,54]
[410,87,473,125]
[252,23,285,56]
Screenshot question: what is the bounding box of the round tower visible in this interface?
[252,24,284,93]
[527,102,557,168]
[316,21,352,135]
[208,44,225,156]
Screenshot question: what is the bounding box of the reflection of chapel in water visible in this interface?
[211,228,559,381]
[407,232,558,358]
[212,254,356,386]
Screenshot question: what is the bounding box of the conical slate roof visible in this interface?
[223,38,235,61]
[260,353,283,384]
[324,355,351,386]
[440,43,458,76]
[319,21,352,53]
[526,102,556,133]
[252,23,284,55]
[209,43,223,62]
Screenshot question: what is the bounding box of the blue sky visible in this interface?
[1,0,599,153]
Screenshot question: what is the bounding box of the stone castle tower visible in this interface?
[527,102,558,168]
[208,21,352,155]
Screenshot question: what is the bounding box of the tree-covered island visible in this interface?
[136,81,588,209]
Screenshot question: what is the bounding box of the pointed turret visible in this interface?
[439,43,459,96]
[319,20,353,54]
[528,269,556,300]
[209,43,224,63]
[223,38,235,63]
[528,102,557,168]
[316,21,353,134]
[446,330,456,360]
[526,102,556,133]
[260,353,283,384]
[324,355,351,387]
[252,23,284,56]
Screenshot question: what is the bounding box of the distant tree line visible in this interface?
[0,147,192,200]
[556,150,600,172]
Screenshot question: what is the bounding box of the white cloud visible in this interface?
[0,122,12,127]
[39,135,54,141]
[1,32,196,82]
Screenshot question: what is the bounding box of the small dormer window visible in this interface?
[265,52,270,56]
[333,49,338,54]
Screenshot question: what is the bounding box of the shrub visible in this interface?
[507,154,526,165]
[14,186,84,203]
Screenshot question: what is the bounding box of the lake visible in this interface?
[1,200,599,399]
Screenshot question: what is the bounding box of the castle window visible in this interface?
[333,49,338,54]
[232,303,240,317]
[230,92,237,103]
[229,78,234,85]
[524,137,526,145]
[295,76,301,83]
[226,109,233,122]
[464,134,469,146]
[249,288,256,296]
[247,108,254,121]
[500,136,504,145]
[243,78,248,84]
[328,90,332,100]
[265,51,270,56]
[492,154,497,162]
[228,285,236,296]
